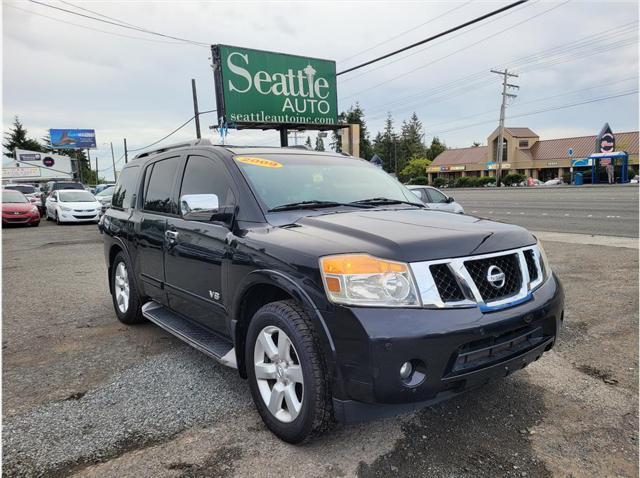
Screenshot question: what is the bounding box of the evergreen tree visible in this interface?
[3,116,43,158]
[314,136,325,151]
[330,103,373,159]
[372,113,397,173]
[398,112,425,171]
[426,136,446,160]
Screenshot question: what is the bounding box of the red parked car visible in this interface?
[2,189,40,227]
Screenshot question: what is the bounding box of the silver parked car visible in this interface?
[408,185,465,214]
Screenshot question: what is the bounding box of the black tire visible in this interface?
[45,211,52,221]
[31,221,40,227]
[246,300,333,443]
[110,251,145,325]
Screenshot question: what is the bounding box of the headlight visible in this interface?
[320,254,421,307]
[60,206,72,211]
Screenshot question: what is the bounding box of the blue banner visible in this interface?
[49,129,96,149]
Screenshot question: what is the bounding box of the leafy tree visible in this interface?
[426,136,446,161]
[3,116,43,158]
[372,113,397,173]
[398,113,425,171]
[472,141,481,147]
[305,136,312,148]
[314,136,325,151]
[330,103,373,159]
[398,156,431,183]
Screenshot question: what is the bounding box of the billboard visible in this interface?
[49,129,96,149]
[3,148,74,181]
[212,45,338,128]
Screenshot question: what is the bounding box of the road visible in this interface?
[2,208,638,477]
[450,185,639,238]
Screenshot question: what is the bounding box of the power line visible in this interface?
[127,109,217,153]
[427,90,638,136]
[363,19,636,118]
[27,0,209,47]
[339,0,569,101]
[57,0,143,28]
[337,0,528,76]
[6,3,185,45]
[338,0,538,85]
[338,1,473,65]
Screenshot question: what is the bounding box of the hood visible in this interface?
[282,208,536,262]
[2,202,36,213]
[59,201,100,209]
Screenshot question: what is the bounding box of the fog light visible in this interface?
[399,361,413,380]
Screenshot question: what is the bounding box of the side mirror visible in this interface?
[446,196,455,203]
[180,194,220,222]
[50,197,57,202]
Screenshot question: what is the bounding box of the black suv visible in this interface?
[101,139,564,443]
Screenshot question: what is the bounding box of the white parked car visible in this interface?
[543,178,564,186]
[45,189,101,224]
[408,185,465,214]
[95,186,116,213]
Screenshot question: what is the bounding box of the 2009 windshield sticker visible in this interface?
[235,156,283,168]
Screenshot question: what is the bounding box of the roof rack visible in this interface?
[132,138,212,160]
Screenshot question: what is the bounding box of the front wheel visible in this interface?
[246,300,333,443]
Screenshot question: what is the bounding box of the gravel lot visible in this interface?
[2,212,638,477]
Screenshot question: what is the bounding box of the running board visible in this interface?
[141,301,237,369]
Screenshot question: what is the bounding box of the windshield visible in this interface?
[96,186,115,197]
[53,183,83,190]
[3,191,28,203]
[59,191,95,202]
[6,185,36,194]
[234,154,418,210]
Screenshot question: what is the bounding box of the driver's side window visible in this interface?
[428,188,447,203]
[179,155,236,212]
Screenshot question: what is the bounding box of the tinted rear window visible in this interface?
[52,183,83,190]
[111,167,139,209]
[143,157,180,214]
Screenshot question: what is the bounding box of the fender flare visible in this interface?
[107,237,143,296]
[231,269,338,378]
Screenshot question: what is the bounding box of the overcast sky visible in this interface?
[3,0,639,180]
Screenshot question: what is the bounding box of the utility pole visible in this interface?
[490,68,519,187]
[123,138,128,164]
[95,157,99,184]
[191,79,201,139]
[110,142,117,182]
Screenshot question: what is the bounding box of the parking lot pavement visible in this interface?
[2,220,638,477]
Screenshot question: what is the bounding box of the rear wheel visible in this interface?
[110,251,145,324]
[246,300,332,443]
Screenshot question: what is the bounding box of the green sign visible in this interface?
[212,45,338,128]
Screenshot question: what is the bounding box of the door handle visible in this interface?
[165,230,179,242]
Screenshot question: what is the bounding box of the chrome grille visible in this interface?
[523,249,538,282]
[464,253,521,302]
[429,264,465,302]
[410,245,545,311]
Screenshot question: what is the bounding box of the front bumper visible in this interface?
[59,211,100,222]
[2,213,40,225]
[324,273,564,422]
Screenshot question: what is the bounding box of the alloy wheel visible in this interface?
[114,262,130,314]
[254,325,304,423]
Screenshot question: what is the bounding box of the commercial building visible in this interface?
[428,126,639,183]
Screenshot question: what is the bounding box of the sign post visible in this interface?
[211,45,339,146]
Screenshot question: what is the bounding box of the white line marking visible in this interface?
[534,231,638,249]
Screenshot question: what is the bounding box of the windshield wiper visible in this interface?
[350,197,426,208]
[268,200,373,212]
